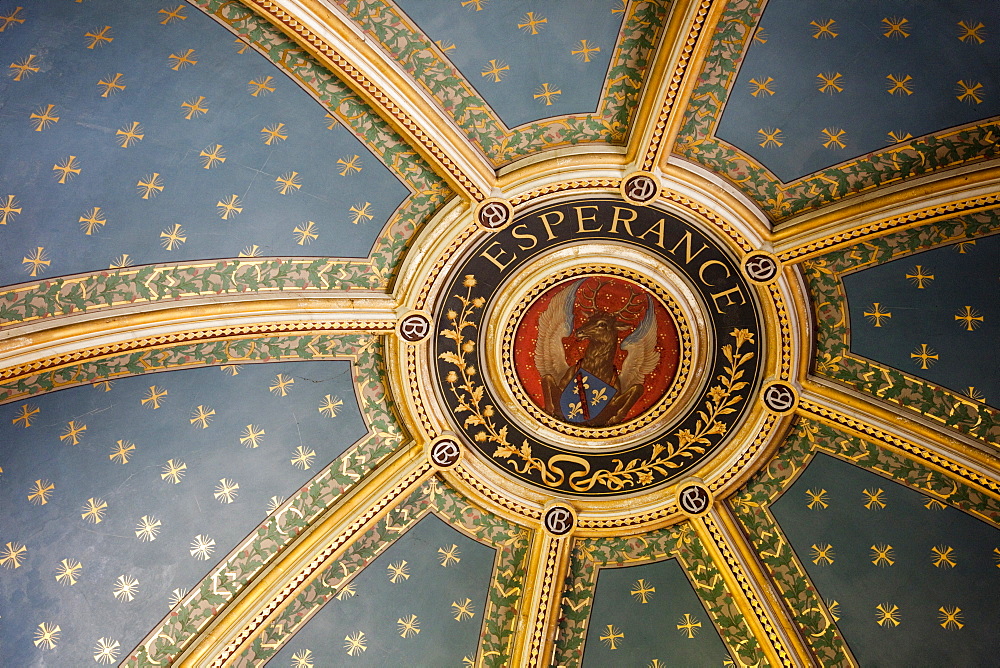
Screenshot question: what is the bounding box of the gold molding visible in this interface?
[515,532,570,667]
[637,0,713,171]
[0,318,395,384]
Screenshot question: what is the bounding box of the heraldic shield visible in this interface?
[559,368,618,423]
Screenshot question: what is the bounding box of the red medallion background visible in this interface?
[513,275,681,424]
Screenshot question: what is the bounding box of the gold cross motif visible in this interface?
[9,54,39,81]
[85,26,113,49]
[810,19,838,39]
[910,344,939,370]
[158,5,187,24]
[0,195,21,225]
[0,6,26,32]
[676,613,702,638]
[168,49,198,70]
[816,72,844,94]
[957,21,985,44]
[905,265,934,288]
[630,579,655,603]
[481,59,510,83]
[97,73,126,97]
[882,17,909,39]
[863,303,891,327]
[954,306,983,331]
[821,128,846,149]
[248,76,275,96]
[30,104,60,131]
[749,76,775,97]
[956,80,983,104]
[518,12,547,35]
[758,128,783,148]
[599,624,624,649]
[181,96,208,119]
[79,207,106,235]
[571,40,601,62]
[886,74,913,96]
[52,156,81,183]
[534,83,562,105]
[116,121,144,147]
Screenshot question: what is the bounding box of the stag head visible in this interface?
[573,282,646,340]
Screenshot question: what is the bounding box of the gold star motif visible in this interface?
[886,74,913,96]
[1,542,28,569]
[806,488,829,508]
[290,446,316,470]
[109,440,135,464]
[160,224,187,251]
[676,613,702,638]
[240,424,265,448]
[190,534,216,560]
[518,12,547,35]
[248,75,275,96]
[871,543,895,567]
[275,171,302,194]
[53,156,81,183]
[135,515,161,542]
[29,103,59,131]
[93,637,120,665]
[60,420,87,445]
[0,195,21,225]
[811,19,838,39]
[270,373,295,396]
[955,306,984,331]
[571,40,601,62]
[161,459,187,484]
[0,7,26,33]
[481,59,510,83]
[344,631,367,656]
[180,95,208,119]
[882,17,909,38]
[758,128,783,148]
[28,479,55,505]
[97,73,126,97]
[12,403,39,428]
[34,622,61,650]
[875,602,900,627]
[388,560,409,583]
[261,122,287,145]
[116,121,144,147]
[112,574,139,601]
[533,83,562,105]
[931,545,956,568]
[82,497,108,524]
[214,478,239,504]
[939,606,963,630]
[199,144,226,169]
[397,614,420,638]
[957,21,986,44]
[630,578,655,603]
[911,344,939,370]
[137,173,164,199]
[956,80,984,105]
[293,221,319,245]
[22,246,51,277]
[749,76,775,97]
[600,624,624,649]
[816,72,843,94]
[79,207,107,235]
[863,303,891,327]
[158,5,187,24]
[438,544,461,566]
[863,488,886,509]
[906,265,934,288]
[349,202,373,225]
[319,394,343,417]
[55,558,82,584]
[821,128,847,149]
[337,155,362,176]
[85,26,114,49]
[811,543,834,565]
[217,195,243,219]
[452,598,475,621]
[142,385,168,409]
[168,49,198,70]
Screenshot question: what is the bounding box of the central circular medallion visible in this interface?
[433,197,764,496]
[512,274,680,429]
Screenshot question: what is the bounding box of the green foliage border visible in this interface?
[229,476,531,667]
[335,0,669,166]
[0,0,451,325]
[672,0,1000,221]
[553,523,766,667]
[730,416,1000,666]
[803,211,1000,446]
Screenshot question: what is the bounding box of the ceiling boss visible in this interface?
[432,196,770,497]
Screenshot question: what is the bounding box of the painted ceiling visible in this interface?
[1,1,998,667]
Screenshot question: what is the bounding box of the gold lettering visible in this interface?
[698,260,730,286]
[480,241,516,272]
[710,286,746,313]
[574,206,602,233]
[636,217,666,247]
[608,207,636,235]
[669,230,709,264]
[538,211,565,240]
[511,224,538,251]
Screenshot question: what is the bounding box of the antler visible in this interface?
[609,288,646,322]
[578,280,608,317]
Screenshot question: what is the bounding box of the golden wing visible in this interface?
[534,280,581,380]
[620,296,660,389]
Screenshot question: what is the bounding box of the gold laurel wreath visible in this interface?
[439,278,755,492]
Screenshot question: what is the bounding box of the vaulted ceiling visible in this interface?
[1,1,998,666]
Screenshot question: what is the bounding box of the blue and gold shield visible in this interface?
[560,369,616,423]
